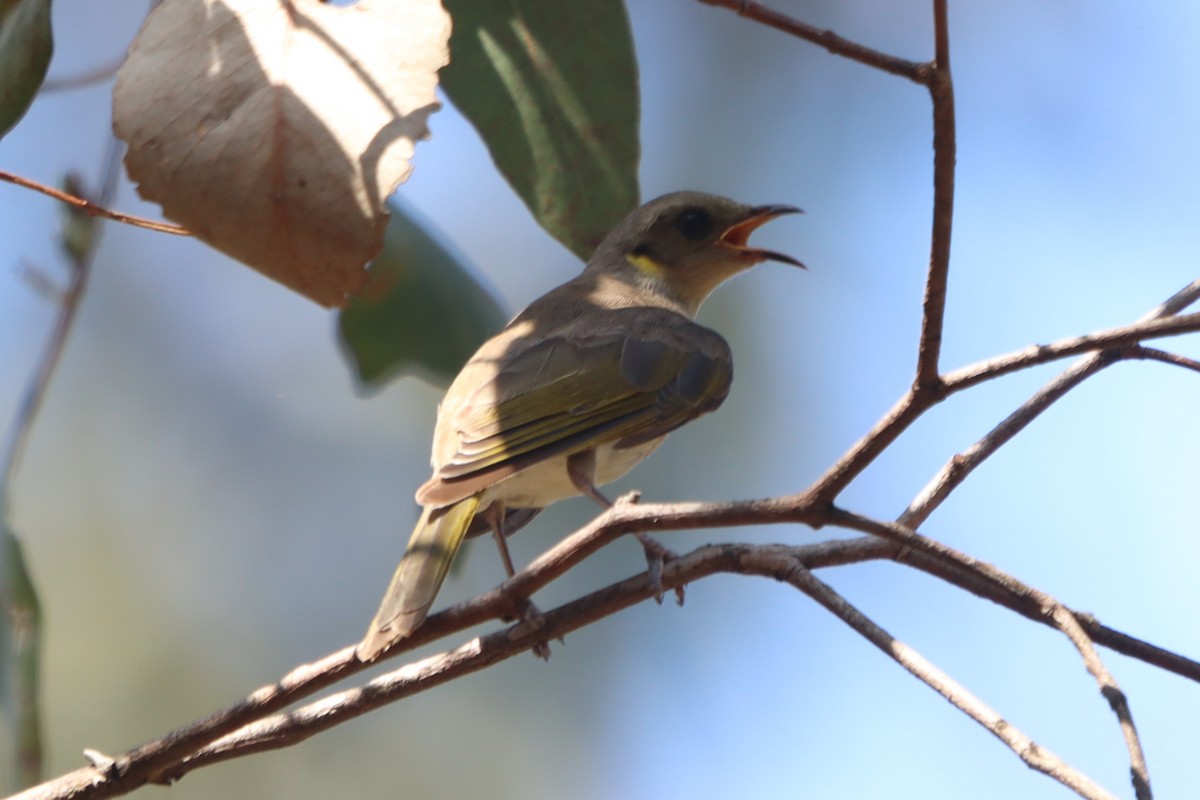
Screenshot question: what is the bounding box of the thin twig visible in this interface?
[803,388,928,504]
[1,139,129,790]
[943,311,1200,391]
[907,275,1200,528]
[914,0,955,389]
[902,353,1112,529]
[1131,346,1200,374]
[0,245,87,490]
[696,0,926,81]
[806,289,1200,508]
[908,339,1200,529]
[1,143,127,488]
[777,0,958,503]
[700,0,955,391]
[889,541,1200,683]
[758,553,1116,800]
[0,170,189,237]
[1045,605,1151,800]
[832,509,1150,799]
[1139,278,1200,319]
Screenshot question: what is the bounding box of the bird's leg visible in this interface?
[482,502,550,660]
[566,451,683,606]
[566,450,613,508]
[484,502,519,578]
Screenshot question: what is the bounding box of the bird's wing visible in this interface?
[416,308,732,506]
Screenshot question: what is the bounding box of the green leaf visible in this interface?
[0,504,44,791]
[58,173,98,266]
[441,0,640,260]
[338,200,508,389]
[0,0,53,140]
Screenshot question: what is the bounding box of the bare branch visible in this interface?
[830,511,1149,798]
[15,488,1197,800]
[695,0,927,81]
[0,170,189,237]
[1139,278,1200,319]
[803,388,928,503]
[891,543,1200,683]
[698,0,956,389]
[208,548,1116,800]
[1131,346,1200,375]
[943,311,1200,391]
[1045,604,1151,800]
[915,0,955,388]
[9,539,872,800]
[758,553,1117,800]
[811,283,1200,511]
[902,353,1112,529]
[20,540,1120,800]
[907,276,1200,529]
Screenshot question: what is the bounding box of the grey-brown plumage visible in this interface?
[358,191,802,660]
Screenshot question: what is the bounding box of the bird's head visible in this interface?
[588,191,803,316]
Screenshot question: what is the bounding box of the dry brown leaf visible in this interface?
[113,0,450,307]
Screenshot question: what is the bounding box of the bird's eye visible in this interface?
[674,208,713,241]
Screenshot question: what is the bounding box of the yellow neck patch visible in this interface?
[626,252,668,279]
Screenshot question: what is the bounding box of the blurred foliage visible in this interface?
[0,506,44,792]
[0,0,53,139]
[339,200,508,388]
[57,174,97,266]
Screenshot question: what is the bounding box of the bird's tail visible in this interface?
[357,495,481,661]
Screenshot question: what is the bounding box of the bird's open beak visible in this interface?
[718,204,805,268]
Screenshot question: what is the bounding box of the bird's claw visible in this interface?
[635,532,684,605]
[502,596,554,660]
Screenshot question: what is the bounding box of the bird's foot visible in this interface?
[635,532,685,606]
[501,595,554,661]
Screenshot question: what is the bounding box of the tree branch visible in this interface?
[18,537,1126,800]
[1130,346,1200,375]
[943,311,1200,391]
[807,281,1200,509]
[833,510,1151,798]
[695,0,927,81]
[902,351,1113,529]
[16,493,1197,800]
[0,170,189,237]
[206,548,1119,800]
[888,541,1200,683]
[915,0,955,389]
[762,553,1117,800]
[906,276,1200,529]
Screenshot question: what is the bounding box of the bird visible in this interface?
[357,190,802,661]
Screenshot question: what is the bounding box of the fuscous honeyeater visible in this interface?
[358,191,802,660]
